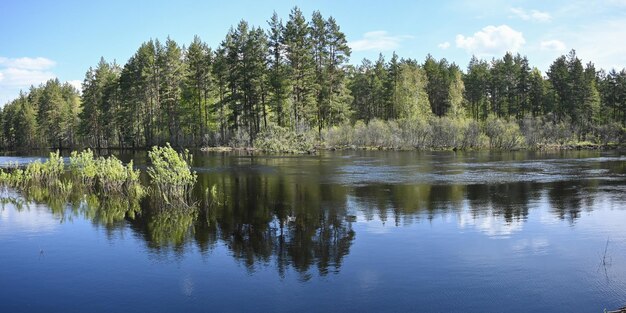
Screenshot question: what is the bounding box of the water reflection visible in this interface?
[1,151,625,277]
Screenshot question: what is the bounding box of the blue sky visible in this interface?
[1,0,625,105]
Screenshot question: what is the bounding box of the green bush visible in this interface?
[430,117,460,149]
[322,122,354,147]
[366,119,391,147]
[253,125,315,153]
[22,151,64,187]
[147,143,197,208]
[68,149,143,197]
[69,149,97,187]
[484,115,523,149]
[398,117,432,149]
[594,122,624,145]
[458,118,485,149]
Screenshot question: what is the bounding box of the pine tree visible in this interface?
[184,35,212,145]
[267,12,289,127]
[284,6,316,131]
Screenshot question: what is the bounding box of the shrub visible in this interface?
[594,122,624,145]
[94,156,143,198]
[253,125,315,153]
[147,143,197,208]
[322,122,354,147]
[22,151,64,187]
[229,129,250,148]
[520,116,542,148]
[69,149,97,187]
[430,117,460,149]
[484,115,523,150]
[459,118,484,149]
[366,119,391,147]
[68,149,143,198]
[541,119,574,145]
[353,120,367,147]
[398,117,432,149]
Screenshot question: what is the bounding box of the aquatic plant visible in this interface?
[0,149,144,201]
[147,143,197,208]
[93,156,144,197]
[69,149,97,187]
[22,151,65,188]
[69,149,144,198]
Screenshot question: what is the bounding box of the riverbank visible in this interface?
[199,142,625,154]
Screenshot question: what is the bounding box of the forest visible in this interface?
[1,7,625,151]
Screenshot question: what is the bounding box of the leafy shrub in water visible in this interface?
[352,120,367,147]
[229,129,251,148]
[460,119,486,149]
[147,143,197,208]
[69,149,97,186]
[68,149,143,197]
[23,151,64,187]
[94,156,143,197]
[365,119,389,147]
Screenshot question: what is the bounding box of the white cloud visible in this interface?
[67,80,82,92]
[510,7,552,22]
[540,40,567,52]
[438,42,451,49]
[0,56,79,106]
[0,57,56,70]
[456,25,526,56]
[0,67,55,87]
[349,31,412,52]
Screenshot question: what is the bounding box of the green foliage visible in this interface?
[23,151,64,188]
[94,156,143,197]
[484,116,523,150]
[70,149,97,186]
[253,125,315,153]
[68,149,144,197]
[0,10,624,151]
[323,117,490,150]
[594,122,625,145]
[147,143,197,208]
[0,149,144,200]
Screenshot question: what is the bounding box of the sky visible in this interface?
[1,0,625,105]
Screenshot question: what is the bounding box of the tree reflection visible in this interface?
[1,150,610,276]
[199,173,355,279]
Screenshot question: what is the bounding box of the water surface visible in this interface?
[1,150,625,312]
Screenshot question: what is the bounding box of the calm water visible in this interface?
[1,150,625,313]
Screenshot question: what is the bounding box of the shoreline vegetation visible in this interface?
[1,7,625,154]
[0,144,198,210]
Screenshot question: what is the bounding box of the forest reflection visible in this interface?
[1,168,612,276]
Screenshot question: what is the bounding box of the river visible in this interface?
[1,150,625,312]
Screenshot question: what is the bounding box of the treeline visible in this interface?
[1,7,625,150]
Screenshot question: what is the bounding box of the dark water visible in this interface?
[1,150,626,313]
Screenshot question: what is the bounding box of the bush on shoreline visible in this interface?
[320,116,623,151]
